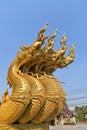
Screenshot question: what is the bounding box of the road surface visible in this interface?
[50,124,87,130]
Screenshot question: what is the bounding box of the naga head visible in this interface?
[16,23,75,77]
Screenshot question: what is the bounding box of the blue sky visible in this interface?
[0,0,87,106]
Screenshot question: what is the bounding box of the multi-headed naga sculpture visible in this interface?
[0,23,75,124]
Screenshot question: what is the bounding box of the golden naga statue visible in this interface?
[0,23,75,124]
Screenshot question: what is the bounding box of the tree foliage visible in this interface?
[75,106,87,122]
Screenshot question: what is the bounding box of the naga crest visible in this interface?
[0,23,75,124]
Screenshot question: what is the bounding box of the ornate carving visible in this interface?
[0,23,75,124]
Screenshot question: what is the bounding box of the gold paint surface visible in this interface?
[0,23,75,124]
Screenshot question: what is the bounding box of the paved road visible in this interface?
[50,124,87,130]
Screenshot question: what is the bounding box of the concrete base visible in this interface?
[0,123,49,130]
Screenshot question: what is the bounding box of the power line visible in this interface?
[66,89,87,93]
[67,90,87,96]
[68,102,87,106]
[67,96,87,101]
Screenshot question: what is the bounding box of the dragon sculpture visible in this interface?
[0,23,75,124]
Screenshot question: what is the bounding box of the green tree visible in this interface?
[75,106,87,122]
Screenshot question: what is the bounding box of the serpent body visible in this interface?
[0,23,75,124]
